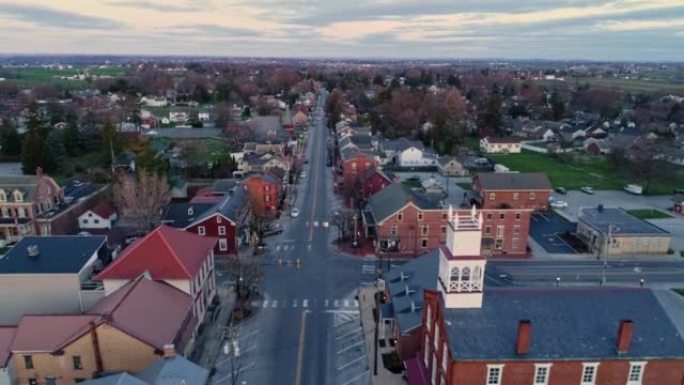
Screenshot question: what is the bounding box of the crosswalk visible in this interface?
[254,298,360,310]
[361,264,376,275]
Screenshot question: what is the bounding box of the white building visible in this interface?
[479,137,522,154]
[78,203,118,230]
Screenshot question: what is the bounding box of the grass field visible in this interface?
[576,77,684,94]
[0,66,125,87]
[626,209,674,220]
[490,151,684,195]
[674,289,684,296]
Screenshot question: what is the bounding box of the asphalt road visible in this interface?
[211,91,370,385]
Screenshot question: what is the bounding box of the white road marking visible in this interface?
[336,328,362,341]
[343,300,349,307]
[337,339,364,354]
[334,299,339,307]
[354,299,359,308]
[323,221,329,227]
[293,299,298,308]
[272,300,278,308]
[302,299,308,308]
[337,355,366,371]
[308,244,312,250]
[325,299,329,307]
[341,370,369,385]
[314,221,319,227]
[262,300,268,308]
[276,245,281,251]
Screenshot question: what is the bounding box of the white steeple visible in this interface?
[438,205,486,309]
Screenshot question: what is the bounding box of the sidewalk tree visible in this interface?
[112,170,170,231]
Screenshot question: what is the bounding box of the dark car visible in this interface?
[263,223,283,237]
[554,187,567,194]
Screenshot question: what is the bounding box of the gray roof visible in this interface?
[579,207,669,236]
[475,172,551,190]
[444,288,684,360]
[212,179,238,194]
[384,251,439,334]
[366,183,439,223]
[247,116,289,142]
[136,356,209,385]
[161,203,215,229]
[340,147,375,162]
[0,175,51,202]
[79,373,148,385]
[155,128,222,139]
[437,156,460,167]
[192,186,248,225]
[0,236,106,274]
[381,138,424,152]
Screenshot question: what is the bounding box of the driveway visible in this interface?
[529,213,579,254]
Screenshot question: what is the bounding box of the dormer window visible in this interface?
[13,191,23,202]
[0,190,6,202]
[188,207,194,216]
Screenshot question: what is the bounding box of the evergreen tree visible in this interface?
[0,120,22,157]
[21,103,55,174]
[47,130,66,166]
[101,122,123,167]
[63,117,80,157]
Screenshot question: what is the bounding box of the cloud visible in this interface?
[106,1,202,13]
[0,3,121,29]
[598,18,684,31]
[190,24,265,37]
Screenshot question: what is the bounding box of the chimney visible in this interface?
[27,245,40,258]
[163,344,176,358]
[35,167,43,178]
[616,319,634,354]
[516,320,531,355]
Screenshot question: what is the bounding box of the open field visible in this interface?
[626,209,674,220]
[0,66,125,87]
[532,76,684,94]
[490,151,684,195]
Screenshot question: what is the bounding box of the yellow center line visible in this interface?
[294,310,308,385]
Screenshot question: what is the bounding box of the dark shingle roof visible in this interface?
[381,137,424,152]
[579,207,669,236]
[475,172,551,190]
[136,356,209,385]
[0,236,106,274]
[444,288,684,360]
[161,202,214,229]
[192,186,248,224]
[366,183,439,223]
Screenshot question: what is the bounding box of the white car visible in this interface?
[550,200,568,209]
[291,208,300,218]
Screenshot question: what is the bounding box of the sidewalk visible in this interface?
[358,285,406,385]
[191,284,236,369]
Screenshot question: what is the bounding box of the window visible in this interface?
[512,239,519,249]
[534,364,551,385]
[24,355,34,369]
[499,213,505,220]
[198,226,206,236]
[442,213,448,220]
[431,354,437,385]
[73,355,83,370]
[13,191,23,202]
[489,192,496,201]
[530,192,536,200]
[461,267,470,281]
[485,226,491,234]
[218,226,226,236]
[421,239,428,248]
[187,207,194,216]
[515,212,521,221]
[390,225,398,236]
[486,213,493,220]
[422,226,429,236]
[82,219,89,224]
[495,239,503,250]
[352,162,357,169]
[265,195,271,202]
[496,225,504,238]
[426,306,432,330]
[513,192,519,200]
[29,380,37,385]
[0,190,5,202]
[397,212,403,221]
[581,363,599,385]
[486,364,504,385]
[627,362,645,385]
[441,226,447,234]
[264,185,270,192]
[417,212,424,221]
[423,334,430,367]
[513,226,520,235]
[217,216,222,223]
[94,219,100,224]
[434,326,440,349]
[441,342,448,372]
[75,379,86,383]
[219,239,228,251]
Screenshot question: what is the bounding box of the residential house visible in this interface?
[242,174,281,217]
[437,156,467,177]
[113,150,136,173]
[197,106,215,122]
[161,202,215,229]
[96,226,217,324]
[0,235,109,324]
[79,354,208,385]
[340,148,379,197]
[35,180,110,237]
[292,109,309,127]
[403,209,684,385]
[240,153,290,175]
[185,188,249,255]
[364,184,530,256]
[140,96,168,107]
[169,107,190,124]
[78,203,117,230]
[359,169,393,202]
[472,172,552,211]
[577,207,671,256]
[11,276,197,385]
[0,327,16,385]
[479,137,522,154]
[380,138,426,165]
[0,169,63,243]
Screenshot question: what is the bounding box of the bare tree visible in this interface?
[113,170,170,231]
[246,195,269,252]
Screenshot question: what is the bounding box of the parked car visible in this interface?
[550,200,568,209]
[300,171,306,179]
[263,223,283,237]
[624,184,643,195]
[291,208,300,218]
[580,186,595,195]
[554,187,567,194]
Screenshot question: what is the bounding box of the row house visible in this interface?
[398,208,684,385]
[473,172,552,212]
[359,169,394,203]
[479,137,522,154]
[0,169,62,243]
[9,275,197,385]
[242,174,282,217]
[363,183,531,256]
[96,226,217,325]
[340,148,379,198]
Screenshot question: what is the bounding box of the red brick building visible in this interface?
[364,183,530,256]
[473,172,552,211]
[387,210,684,385]
[242,174,282,217]
[360,169,393,202]
[340,148,378,198]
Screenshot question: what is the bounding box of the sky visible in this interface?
[0,0,683,61]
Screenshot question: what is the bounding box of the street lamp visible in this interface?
[640,278,645,287]
[555,277,561,287]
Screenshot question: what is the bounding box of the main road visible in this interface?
[211,91,373,385]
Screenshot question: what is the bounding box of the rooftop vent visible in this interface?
[410,300,422,313]
[27,245,40,258]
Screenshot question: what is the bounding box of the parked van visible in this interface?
[624,184,643,195]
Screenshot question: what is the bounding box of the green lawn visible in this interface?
[576,77,684,94]
[674,289,684,296]
[0,65,125,88]
[456,182,472,190]
[626,209,673,220]
[489,152,626,190]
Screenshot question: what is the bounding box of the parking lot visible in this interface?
[529,212,579,254]
[550,190,673,221]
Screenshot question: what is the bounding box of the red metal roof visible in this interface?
[88,276,194,350]
[11,315,97,353]
[0,327,16,366]
[405,356,430,385]
[96,226,217,280]
[90,203,117,219]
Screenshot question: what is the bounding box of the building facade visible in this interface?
[341,150,378,198]
[473,173,552,212]
[242,174,281,217]
[479,137,522,153]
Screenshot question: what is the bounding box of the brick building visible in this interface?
[473,172,552,212]
[359,169,393,203]
[242,174,282,217]
[391,208,684,385]
[363,183,530,256]
[340,148,378,198]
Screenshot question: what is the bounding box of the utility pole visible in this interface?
[600,224,611,286]
[373,278,380,376]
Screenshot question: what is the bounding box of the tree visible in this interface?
[113,170,170,231]
[550,92,565,121]
[63,117,80,156]
[247,195,269,253]
[101,122,123,167]
[46,130,66,168]
[0,121,21,157]
[21,104,55,174]
[477,88,503,137]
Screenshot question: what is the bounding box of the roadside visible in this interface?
[190,283,236,370]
